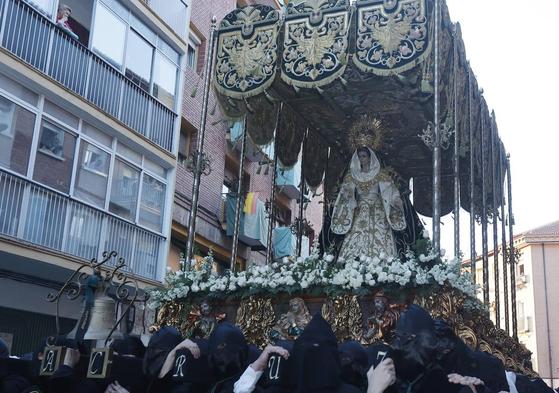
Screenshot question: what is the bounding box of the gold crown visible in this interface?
[348,115,384,151]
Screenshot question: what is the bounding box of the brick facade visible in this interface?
[171,0,324,269]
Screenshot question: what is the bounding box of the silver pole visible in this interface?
[296,128,308,257]
[500,146,510,334]
[185,16,218,268]
[506,154,518,339]
[452,27,460,258]
[230,116,248,272]
[491,114,500,328]
[481,107,489,306]
[432,0,441,253]
[266,103,283,265]
[468,67,476,280]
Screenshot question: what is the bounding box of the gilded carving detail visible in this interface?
[354,0,430,75]
[235,296,276,348]
[418,287,538,378]
[322,294,364,342]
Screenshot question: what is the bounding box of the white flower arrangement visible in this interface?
[149,248,479,309]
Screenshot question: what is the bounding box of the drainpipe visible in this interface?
[541,243,555,388]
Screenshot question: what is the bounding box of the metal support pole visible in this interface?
[452,28,460,258]
[500,147,510,334]
[296,128,308,257]
[432,0,441,254]
[230,117,248,272]
[491,115,500,328]
[481,108,489,306]
[266,104,283,265]
[184,16,217,268]
[468,67,476,280]
[506,154,518,339]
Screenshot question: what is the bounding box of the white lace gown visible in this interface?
[331,147,406,261]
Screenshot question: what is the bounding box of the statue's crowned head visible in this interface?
[348,115,384,152]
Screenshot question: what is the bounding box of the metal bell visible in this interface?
[83,295,123,341]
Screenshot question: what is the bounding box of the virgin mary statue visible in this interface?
[331,120,406,261]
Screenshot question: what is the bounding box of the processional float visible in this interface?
[157,0,531,377]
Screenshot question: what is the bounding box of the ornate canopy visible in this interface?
[213,0,505,218]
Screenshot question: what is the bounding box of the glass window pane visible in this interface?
[130,14,156,44]
[187,44,196,69]
[157,38,180,65]
[116,142,141,164]
[92,3,126,67]
[109,159,140,221]
[139,174,165,231]
[82,123,113,147]
[27,0,55,16]
[0,73,39,106]
[0,96,35,175]
[44,100,79,129]
[152,52,177,108]
[144,157,166,178]
[125,31,153,92]
[33,121,76,193]
[74,141,110,208]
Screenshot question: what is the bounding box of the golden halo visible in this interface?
[348,115,384,151]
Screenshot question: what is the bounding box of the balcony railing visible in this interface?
[0,169,164,280]
[0,0,176,152]
[141,0,188,40]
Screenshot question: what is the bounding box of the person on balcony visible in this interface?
[56,4,79,40]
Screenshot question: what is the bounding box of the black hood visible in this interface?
[286,313,341,393]
[143,326,182,378]
[259,340,293,392]
[339,341,368,389]
[208,322,248,380]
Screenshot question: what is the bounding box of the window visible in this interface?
[74,142,110,208]
[82,122,112,147]
[27,0,55,16]
[178,132,190,163]
[44,100,79,130]
[91,2,127,67]
[0,96,35,175]
[187,33,201,70]
[109,159,140,221]
[33,121,76,193]
[518,264,525,276]
[139,175,166,231]
[125,30,154,92]
[152,52,177,108]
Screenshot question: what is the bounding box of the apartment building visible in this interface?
[0,0,189,353]
[471,221,559,389]
[168,0,324,272]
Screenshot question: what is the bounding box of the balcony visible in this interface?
[140,0,188,40]
[0,169,164,280]
[0,0,177,152]
[276,160,302,199]
[229,121,274,163]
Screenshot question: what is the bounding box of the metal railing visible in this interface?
[0,0,177,152]
[141,0,188,40]
[0,169,163,280]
